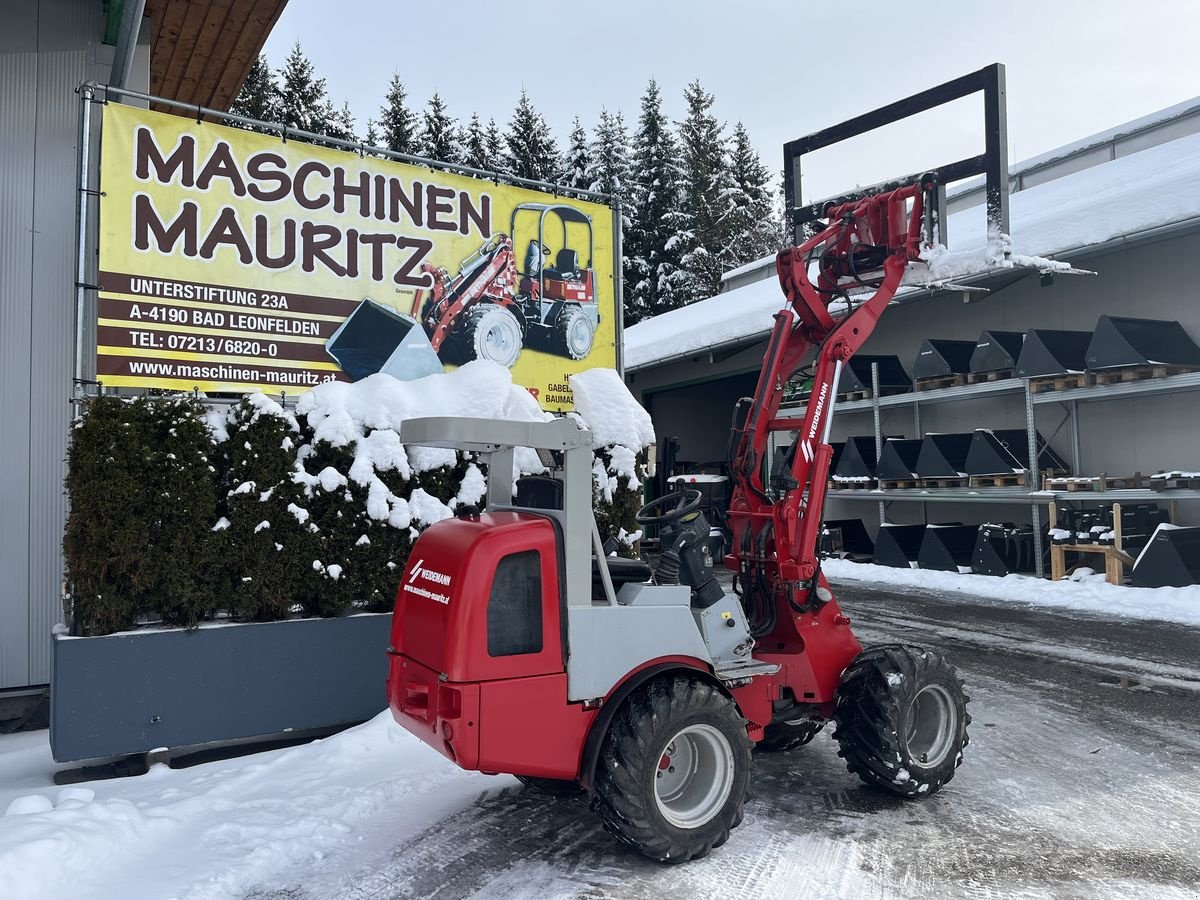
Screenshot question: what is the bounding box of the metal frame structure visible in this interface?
[797,365,1200,577]
[783,63,1009,245]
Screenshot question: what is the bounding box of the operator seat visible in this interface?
[514,476,653,598]
[544,249,579,280]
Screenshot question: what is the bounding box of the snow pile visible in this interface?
[0,714,491,900]
[823,558,1200,627]
[908,229,1072,286]
[569,367,654,450]
[297,361,548,447]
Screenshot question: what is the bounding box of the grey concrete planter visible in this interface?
[50,612,392,763]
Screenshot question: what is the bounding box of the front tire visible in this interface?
[590,676,751,863]
[833,645,969,798]
[551,305,596,360]
[444,304,524,368]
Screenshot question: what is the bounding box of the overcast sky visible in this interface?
[263,0,1197,204]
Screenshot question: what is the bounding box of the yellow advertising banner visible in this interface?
[96,103,618,410]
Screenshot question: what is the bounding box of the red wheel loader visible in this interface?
[410,203,599,368]
[386,174,972,862]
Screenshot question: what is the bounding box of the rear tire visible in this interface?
[516,775,583,797]
[833,644,970,798]
[756,720,823,753]
[551,305,596,360]
[590,676,751,863]
[443,304,523,368]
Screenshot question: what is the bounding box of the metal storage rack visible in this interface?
[782,365,1200,576]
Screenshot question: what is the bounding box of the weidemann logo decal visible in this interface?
[402,558,452,604]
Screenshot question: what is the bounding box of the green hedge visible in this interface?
[64,395,643,635]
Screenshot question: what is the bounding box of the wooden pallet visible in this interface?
[828,479,876,490]
[917,476,969,489]
[1150,475,1200,491]
[914,373,967,392]
[1050,543,1134,585]
[1029,372,1093,394]
[966,369,1015,384]
[1090,364,1200,385]
[879,478,920,490]
[836,390,870,402]
[968,472,1028,488]
[1044,473,1147,492]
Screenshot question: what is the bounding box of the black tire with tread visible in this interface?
[442,304,523,367]
[590,676,751,863]
[756,720,824,753]
[551,305,596,360]
[832,644,970,798]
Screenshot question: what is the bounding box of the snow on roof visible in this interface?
[627,130,1200,371]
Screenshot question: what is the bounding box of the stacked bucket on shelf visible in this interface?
[814,315,1200,585]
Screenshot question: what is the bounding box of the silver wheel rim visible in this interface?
[565,312,594,358]
[905,684,956,767]
[474,308,522,367]
[653,724,735,829]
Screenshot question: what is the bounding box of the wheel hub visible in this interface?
[653,724,734,829]
[905,683,957,767]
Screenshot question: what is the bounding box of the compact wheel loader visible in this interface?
[386,169,971,861]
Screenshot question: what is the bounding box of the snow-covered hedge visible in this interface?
[64,363,652,636]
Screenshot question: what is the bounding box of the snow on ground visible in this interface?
[0,714,492,900]
[823,557,1200,627]
[626,129,1200,370]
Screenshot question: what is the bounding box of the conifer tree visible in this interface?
[365,118,380,149]
[418,92,460,163]
[504,89,560,183]
[625,80,688,323]
[274,42,335,136]
[724,122,782,268]
[230,54,277,128]
[560,116,591,192]
[378,74,418,155]
[676,79,732,303]
[485,118,505,173]
[462,112,490,171]
[325,100,357,143]
[588,108,633,227]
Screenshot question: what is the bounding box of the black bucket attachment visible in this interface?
[917,524,979,572]
[964,429,1070,476]
[873,524,926,568]
[1015,329,1093,377]
[912,339,976,380]
[838,356,912,394]
[914,433,974,478]
[972,524,1040,576]
[821,519,875,559]
[876,439,923,481]
[969,330,1025,374]
[325,299,444,381]
[1131,525,1200,588]
[1086,316,1200,370]
[834,436,881,479]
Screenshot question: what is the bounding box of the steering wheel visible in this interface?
[636,488,703,525]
